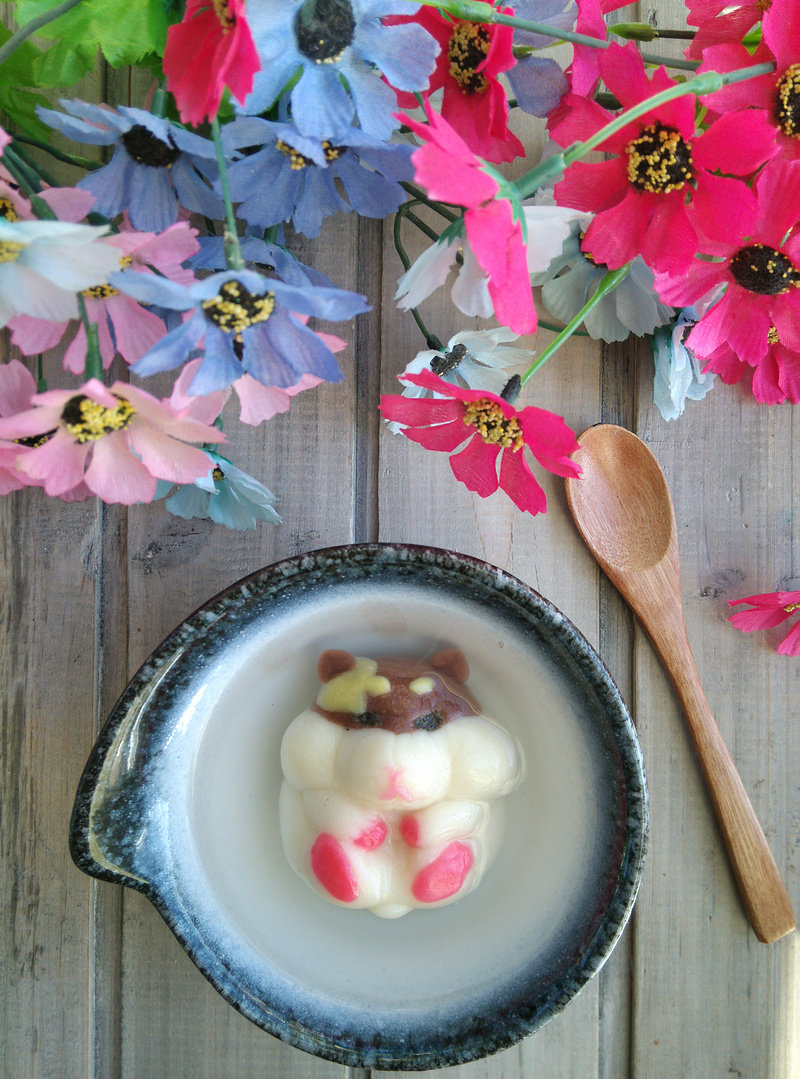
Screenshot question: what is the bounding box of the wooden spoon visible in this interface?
[565,423,795,943]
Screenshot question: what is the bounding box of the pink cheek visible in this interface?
[310,833,359,902]
[411,841,474,904]
[400,814,421,848]
[353,817,388,851]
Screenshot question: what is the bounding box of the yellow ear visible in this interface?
[316,657,390,714]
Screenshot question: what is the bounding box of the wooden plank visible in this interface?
[375,172,634,1078]
[621,1,799,1074]
[0,17,123,1076]
[116,210,377,1077]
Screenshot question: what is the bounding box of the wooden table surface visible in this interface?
[2,3,799,1077]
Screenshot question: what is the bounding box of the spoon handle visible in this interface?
[643,600,796,943]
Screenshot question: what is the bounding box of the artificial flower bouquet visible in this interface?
[0,0,797,646]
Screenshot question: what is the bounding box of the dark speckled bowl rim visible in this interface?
[70,542,648,1071]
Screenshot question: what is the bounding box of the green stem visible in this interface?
[36,355,46,394]
[520,266,630,385]
[400,182,459,223]
[9,133,100,172]
[210,116,244,271]
[10,141,59,188]
[1,145,41,197]
[0,0,86,66]
[77,294,104,383]
[417,0,618,50]
[610,23,697,42]
[392,211,444,351]
[514,60,776,200]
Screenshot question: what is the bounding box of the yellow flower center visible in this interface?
[212,0,234,31]
[81,254,132,299]
[775,63,800,139]
[626,122,694,194]
[0,240,24,264]
[768,325,780,345]
[201,279,275,342]
[448,21,491,95]
[463,399,524,450]
[783,602,800,613]
[61,394,135,443]
[276,138,344,169]
[0,198,20,221]
[212,465,225,481]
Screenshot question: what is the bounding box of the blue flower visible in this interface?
[113,268,369,392]
[651,307,716,421]
[242,0,439,141]
[223,117,414,237]
[162,452,282,530]
[506,0,576,117]
[532,222,674,343]
[191,234,337,288]
[36,100,224,231]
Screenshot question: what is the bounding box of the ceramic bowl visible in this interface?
[70,543,647,1070]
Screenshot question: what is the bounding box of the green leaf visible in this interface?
[0,27,52,138]
[12,0,171,87]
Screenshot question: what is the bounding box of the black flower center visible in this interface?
[61,394,135,443]
[121,124,180,168]
[626,122,693,193]
[431,342,467,376]
[775,63,800,139]
[295,0,355,63]
[729,243,800,295]
[448,21,491,95]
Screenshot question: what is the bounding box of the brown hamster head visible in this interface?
[313,649,479,733]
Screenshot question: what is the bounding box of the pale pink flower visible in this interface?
[9,221,199,373]
[0,378,222,505]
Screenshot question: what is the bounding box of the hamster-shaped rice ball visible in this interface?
[279,649,525,918]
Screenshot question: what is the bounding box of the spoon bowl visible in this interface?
[567,425,673,572]
[565,424,795,944]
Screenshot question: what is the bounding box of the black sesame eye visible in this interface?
[413,712,443,731]
[351,712,381,727]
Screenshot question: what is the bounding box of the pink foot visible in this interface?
[310,833,359,902]
[411,841,474,903]
[353,816,387,851]
[400,814,421,847]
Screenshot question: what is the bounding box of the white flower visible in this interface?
[386,327,530,433]
[0,219,119,326]
[395,235,493,320]
[164,451,282,530]
[652,305,716,421]
[521,202,590,274]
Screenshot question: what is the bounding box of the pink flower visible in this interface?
[685,0,765,62]
[699,0,800,162]
[0,378,222,505]
[392,2,524,163]
[163,0,261,126]
[379,370,581,515]
[9,222,199,374]
[653,159,800,387]
[402,104,536,334]
[549,42,777,275]
[0,360,41,494]
[567,0,636,96]
[728,590,800,655]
